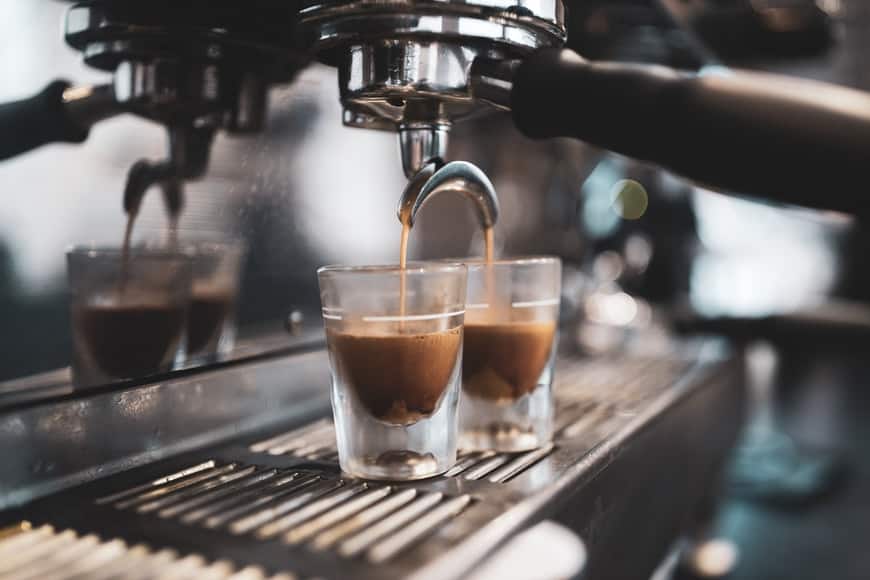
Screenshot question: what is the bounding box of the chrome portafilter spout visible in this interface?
[397,160,500,231]
[298,0,567,179]
[123,125,215,224]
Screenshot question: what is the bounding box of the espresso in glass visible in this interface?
[184,241,245,358]
[318,263,467,481]
[463,320,557,401]
[328,325,462,425]
[459,257,561,452]
[67,248,192,386]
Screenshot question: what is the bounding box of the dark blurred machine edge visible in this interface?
[0,337,744,580]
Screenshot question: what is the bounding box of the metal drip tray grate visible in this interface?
[249,420,556,484]
[95,461,474,564]
[247,358,686,483]
[4,344,738,580]
[0,521,298,580]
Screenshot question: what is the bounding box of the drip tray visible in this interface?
[1,345,744,580]
[0,521,299,580]
[249,420,557,484]
[95,460,475,565]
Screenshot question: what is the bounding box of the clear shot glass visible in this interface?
[459,256,561,452]
[184,240,246,360]
[318,262,467,480]
[67,247,192,387]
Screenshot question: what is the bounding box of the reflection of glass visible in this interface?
[318,262,467,480]
[67,247,191,387]
[459,257,561,452]
[728,341,840,502]
[184,241,246,359]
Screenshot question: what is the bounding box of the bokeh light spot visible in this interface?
[610,179,648,220]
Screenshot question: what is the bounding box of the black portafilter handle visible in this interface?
[510,49,870,219]
[0,81,90,161]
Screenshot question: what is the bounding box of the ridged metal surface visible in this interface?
[82,355,693,572]
[96,462,474,564]
[3,344,739,580]
[0,521,298,580]
[247,358,688,483]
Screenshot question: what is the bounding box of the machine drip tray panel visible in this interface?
[0,344,744,580]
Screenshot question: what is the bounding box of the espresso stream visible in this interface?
[79,209,185,379]
[399,220,552,403]
[332,212,544,424]
[119,211,137,295]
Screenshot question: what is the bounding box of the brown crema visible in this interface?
[462,320,556,401]
[327,327,462,425]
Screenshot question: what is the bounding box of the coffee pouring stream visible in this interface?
[395,160,501,323]
[397,161,500,234]
[396,160,501,274]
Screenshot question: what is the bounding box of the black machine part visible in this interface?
[0,81,116,161]
[508,48,870,219]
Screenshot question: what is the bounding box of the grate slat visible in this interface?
[157,469,280,519]
[203,475,321,530]
[338,493,444,558]
[443,451,495,477]
[487,443,556,483]
[181,472,304,526]
[136,465,257,514]
[229,480,344,536]
[95,461,217,506]
[462,455,511,480]
[114,464,238,510]
[255,484,368,540]
[310,488,419,551]
[368,495,473,564]
[0,524,298,580]
[283,486,393,545]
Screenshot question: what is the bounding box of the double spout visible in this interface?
[398,160,500,231]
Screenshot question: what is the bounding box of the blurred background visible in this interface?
[2,0,870,578]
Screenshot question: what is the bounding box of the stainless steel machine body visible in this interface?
[11,1,869,577]
[298,0,566,177]
[0,337,745,580]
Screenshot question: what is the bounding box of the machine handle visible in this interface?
[511,49,870,218]
[0,80,90,161]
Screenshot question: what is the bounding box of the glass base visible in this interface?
[340,450,447,481]
[459,383,553,453]
[332,368,461,482]
[460,423,545,453]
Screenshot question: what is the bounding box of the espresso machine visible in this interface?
[2,1,870,579]
[0,1,308,216]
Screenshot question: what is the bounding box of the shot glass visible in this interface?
[184,240,246,359]
[459,256,561,452]
[318,262,467,480]
[67,247,192,387]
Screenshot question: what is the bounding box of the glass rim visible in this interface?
[181,240,247,258]
[317,261,467,277]
[438,255,561,267]
[66,245,190,262]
